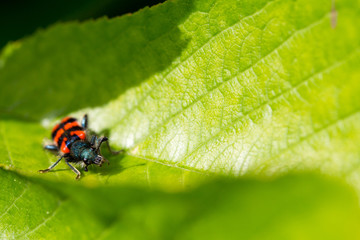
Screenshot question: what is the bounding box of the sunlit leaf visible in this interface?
[1,0,359,238]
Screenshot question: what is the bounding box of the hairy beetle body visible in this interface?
[39,114,122,179]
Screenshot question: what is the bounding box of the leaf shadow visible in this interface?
[87,152,146,177]
[1,0,196,121]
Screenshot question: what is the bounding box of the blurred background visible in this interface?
[0,0,165,49]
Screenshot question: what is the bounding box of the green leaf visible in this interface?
[0,119,208,191]
[96,0,360,179]
[2,169,360,239]
[2,0,359,182]
[0,169,103,239]
[0,0,194,120]
[1,0,360,238]
[88,0,360,180]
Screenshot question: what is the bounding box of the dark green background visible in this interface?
[0,0,165,48]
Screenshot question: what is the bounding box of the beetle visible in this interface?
[39,114,121,179]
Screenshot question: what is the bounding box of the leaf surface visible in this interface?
[0,0,360,238]
[2,0,359,181]
[0,169,103,239]
[95,0,360,181]
[2,169,360,239]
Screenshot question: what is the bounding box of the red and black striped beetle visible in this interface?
[39,114,121,179]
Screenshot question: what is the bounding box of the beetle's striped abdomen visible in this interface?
[51,117,86,153]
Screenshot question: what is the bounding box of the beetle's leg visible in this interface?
[105,140,124,155]
[90,135,97,146]
[81,114,88,129]
[65,160,81,180]
[96,136,124,155]
[39,155,64,173]
[44,144,58,151]
[95,136,107,153]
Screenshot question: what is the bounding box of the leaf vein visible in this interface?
[182,48,359,164]
[0,183,29,219]
[261,109,360,170]
[113,0,277,128]
[20,201,63,238]
[135,11,330,149]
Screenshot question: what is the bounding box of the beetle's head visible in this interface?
[82,149,108,169]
